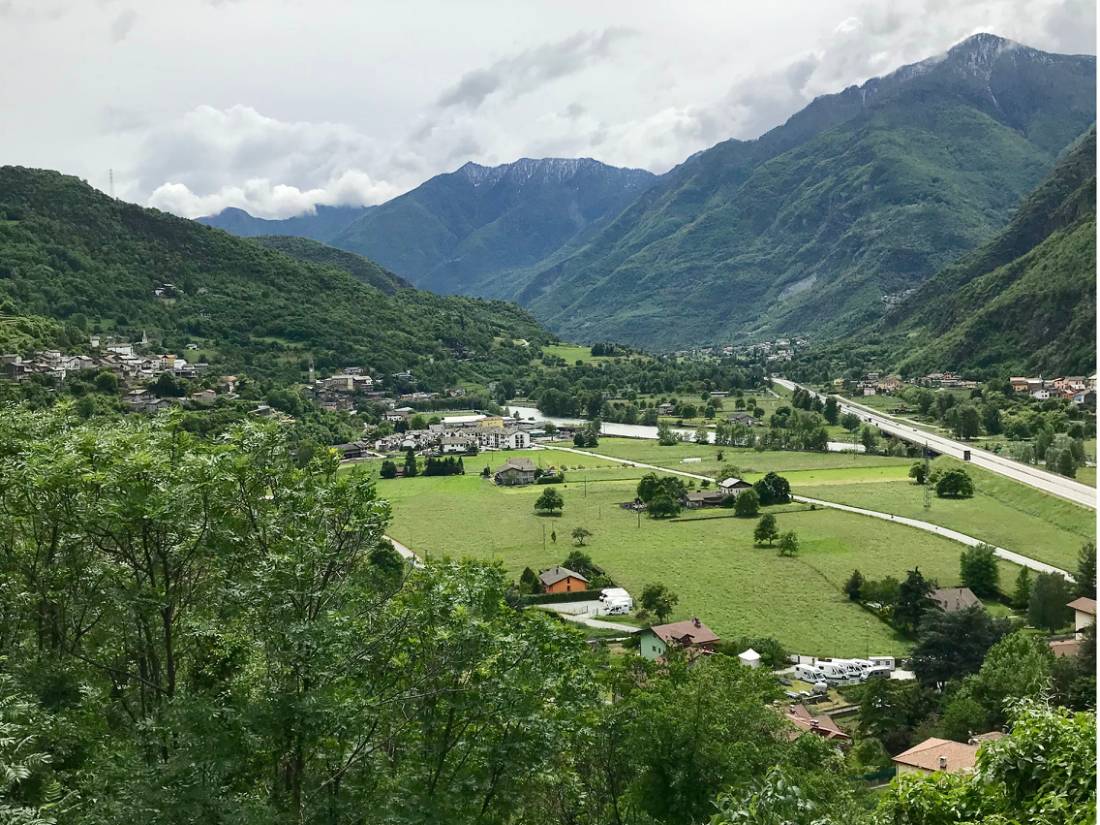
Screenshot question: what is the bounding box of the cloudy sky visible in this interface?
[1,0,1094,218]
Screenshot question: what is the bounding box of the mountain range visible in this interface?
[201,34,1095,358]
[201,158,656,297]
[0,167,548,382]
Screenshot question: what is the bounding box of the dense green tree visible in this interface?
[403,447,419,477]
[753,472,791,506]
[1012,566,1032,609]
[647,492,682,519]
[908,461,928,484]
[823,396,839,425]
[910,606,1013,686]
[935,468,974,498]
[844,569,864,601]
[734,489,760,517]
[859,425,879,454]
[640,583,679,622]
[519,566,540,594]
[894,568,935,632]
[1076,541,1096,599]
[777,531,799,557]
[959,543,1000,598]
[1028,571,1074,631]
[858,679,934,754]
[753,513,779,546]
[534,487,564,515]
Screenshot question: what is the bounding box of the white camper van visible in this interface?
[599,587,634,615]
[794,663,824,682]
[818,662,853,683]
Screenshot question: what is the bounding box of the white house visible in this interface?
[1068,597,1096,638]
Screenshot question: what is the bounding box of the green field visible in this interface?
[539,343,622,365]
[357,447,1021,657]
[578,437,912,480]
[799,456,1095,571]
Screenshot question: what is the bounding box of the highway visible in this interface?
[771,378,1096,510]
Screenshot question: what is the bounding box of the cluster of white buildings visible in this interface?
[1,338,208,386]
[1010,375,1096,404]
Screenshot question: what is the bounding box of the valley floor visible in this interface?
[345,438,1095,656]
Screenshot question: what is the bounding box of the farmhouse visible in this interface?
[493,457,537,486]
[683,490,728,508]
[783,704,850,743]
[1068,596,1096,637]
[929,587,982,613]
[718,477,754,497]
[638,618,719,661]
[727,412,760,426]
[892,733,1003,777]
[538,566,589,594]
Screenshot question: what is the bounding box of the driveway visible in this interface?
[537,602,641,633]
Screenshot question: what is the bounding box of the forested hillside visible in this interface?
[0,167,550,382]
[250,235,411,294]
[884,128,1097,376]
[523,34,1095,347]
[787,128,1097,381]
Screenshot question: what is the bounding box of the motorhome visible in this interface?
[794,663,824,682]
[599,588,633,609]
[869,656,896,672]
[817,662,855,683]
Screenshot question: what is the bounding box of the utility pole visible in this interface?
[923,442,932,511]
[108,168,115,199]
[542,522,546,552]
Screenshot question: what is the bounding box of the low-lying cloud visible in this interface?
[137,105,401,218]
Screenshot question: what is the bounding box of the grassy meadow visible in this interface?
[350,445,1029,657]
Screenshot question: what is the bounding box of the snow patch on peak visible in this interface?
[455,157,652,188]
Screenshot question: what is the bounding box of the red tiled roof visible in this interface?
[892,738,978,773]
[784,704,850,741]
[648,619,719,647]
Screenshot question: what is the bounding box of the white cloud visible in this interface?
[5,1,1087,219]
[135,105,402,217]
[148,169,398,219]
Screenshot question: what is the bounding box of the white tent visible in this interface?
[738,648,761,668]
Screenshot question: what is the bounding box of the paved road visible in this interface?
[383,535,424,568]
[543,445,1073,579]
[794,496,1072,579]
[537,602,642,632]
[771,378,1096,510]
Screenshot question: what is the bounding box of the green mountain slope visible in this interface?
[882,128,1096,375]
[0,167,550,382]
[523,34,1095,347]
[250,235,411,294]
[326,157,656,296]
[198,204,370,243]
